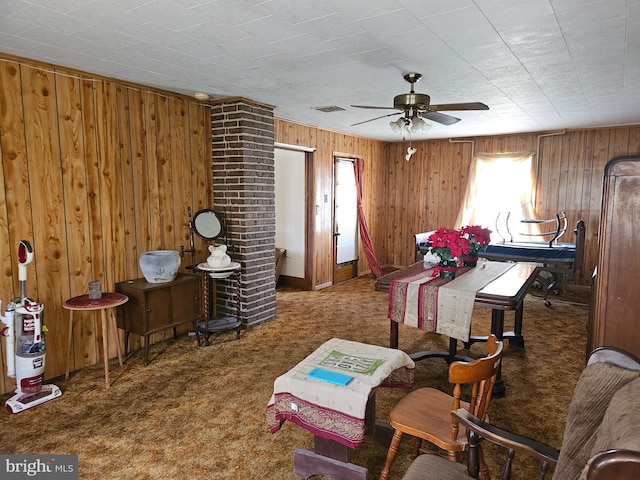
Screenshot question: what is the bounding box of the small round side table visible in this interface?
[64,292,128,388]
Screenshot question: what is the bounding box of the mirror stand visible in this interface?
[179,207,241,346]
[180,207,198,270]
[180,207,230,269]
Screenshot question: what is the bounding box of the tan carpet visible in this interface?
[0,275,589,479]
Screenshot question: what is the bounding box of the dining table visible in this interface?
[375,260,539,397]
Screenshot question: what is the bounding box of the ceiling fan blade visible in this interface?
[351,105,400,110]
[429,102,489,111]
[351,111,402,126]
[421,111,461,125]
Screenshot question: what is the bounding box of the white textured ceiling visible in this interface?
[1,0,639,141]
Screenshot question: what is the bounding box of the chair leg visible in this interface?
[379,430,403,480]
[411,438,422,458]
[447,449,458,462]
[478,446,491,480]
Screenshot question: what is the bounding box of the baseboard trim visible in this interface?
[278,276,307,290]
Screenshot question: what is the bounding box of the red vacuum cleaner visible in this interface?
[1,240,61,413]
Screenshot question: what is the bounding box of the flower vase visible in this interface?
[464,256,478,267]
[438,259,458,280]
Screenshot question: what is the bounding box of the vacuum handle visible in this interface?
[18,240,34,282]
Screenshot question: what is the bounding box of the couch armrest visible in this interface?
[588,347,640,370]
[586,449,640,480]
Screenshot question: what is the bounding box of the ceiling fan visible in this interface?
[351,72,489,127]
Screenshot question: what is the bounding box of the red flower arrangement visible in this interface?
[428,226,492,276]
[460,225,492,256]
[427,228,471,262]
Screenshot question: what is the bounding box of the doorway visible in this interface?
[333,157,358,284]
[274,146,313,290]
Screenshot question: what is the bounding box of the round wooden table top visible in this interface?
[63,292,128,311]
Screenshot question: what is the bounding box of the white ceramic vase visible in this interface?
[139,250,180,283]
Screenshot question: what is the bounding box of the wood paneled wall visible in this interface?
[0,55,213,394]
[275,120,640,291]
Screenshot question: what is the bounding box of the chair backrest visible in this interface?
[448,335,503,441]
[414,231,433,262]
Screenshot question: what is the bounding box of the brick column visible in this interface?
[210,97,276,327]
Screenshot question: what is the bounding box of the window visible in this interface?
[454,152,540,241]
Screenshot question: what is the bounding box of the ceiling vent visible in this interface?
[314,105,346,113]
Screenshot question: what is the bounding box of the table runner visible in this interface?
[266,338,415,448]
[388,261,515,342]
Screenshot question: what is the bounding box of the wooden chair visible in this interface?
[399,347,640,480]
[379,335,503,480]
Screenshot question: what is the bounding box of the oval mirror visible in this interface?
[192,209,222,241]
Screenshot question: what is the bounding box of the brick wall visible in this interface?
[210,98,276,327]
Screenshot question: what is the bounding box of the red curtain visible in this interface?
[354,158,382,277]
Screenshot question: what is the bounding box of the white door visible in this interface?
[333,158,358,283]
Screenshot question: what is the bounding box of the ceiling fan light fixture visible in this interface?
[389,115,431,136]
[390,117,411,134]
[410,116,431,134]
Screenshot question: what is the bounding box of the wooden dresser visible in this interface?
[116,273,201,365]
[589,155,640,359]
